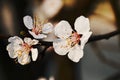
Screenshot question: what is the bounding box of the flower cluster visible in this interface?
[7,36,39,65]
[53,16,92,62]
[6,16,92,65]
[23,15,53,39]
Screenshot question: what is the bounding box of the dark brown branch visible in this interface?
[0,30,120,46]
[40,30,120,46]
[39,41,53,46]
[88,30,120,42]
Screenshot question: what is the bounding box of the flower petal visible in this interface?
[53,39,71,55]
[31,39,39,45]
[24,37,32,44]
[29,31,47,39]
[31,48,38,61]
[18,52,31,65]
[74,16,90,34]
[7,44,17,58]
[24,37,39,45]
[80,31,92,49]
[23,15,33,29]
[42,23,53,34]
[54,20,73,39]
[6,43,22,58]
[68,45,83,62]
[8,36,23,44]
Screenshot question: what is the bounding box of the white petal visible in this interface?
[31,48,38,61]
[31,39,39,45]
[18,52,31,65]
[24,37,32,44]
[6,44,17,58]
[42,23,53,34]
[23,15,33,29]
[53,39,70,55]
[6,43,22,58]
[54,20,73,39]
[8,36,23,44]
[68,45,83,62]
[74,16,90,34]
[24,37,39,45]
[29,31,47,39]
[80,31,92,49]
[41,0,63,18]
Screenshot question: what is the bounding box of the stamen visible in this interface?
[32,27,40,35]
[32,15,43,35]
[67,32,81,47]
[22,43,32,54]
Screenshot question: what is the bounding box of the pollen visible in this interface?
[22,43,31,54]
[68,32,81,47]
[32,27,41,35]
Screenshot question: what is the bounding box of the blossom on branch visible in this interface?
[53,16,92,62]
[23,15,53,39]
[6,36,39,65]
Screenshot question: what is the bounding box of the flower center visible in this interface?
[32,15,43,35]
[22,43,31,54]
[71,32,80,43]
[32,27,42,35]
[67,32,81,47]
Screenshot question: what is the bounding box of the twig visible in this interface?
[40,30,120,46]
[39,41,53,47]
[0,30,120,46]
[89,30,120,42]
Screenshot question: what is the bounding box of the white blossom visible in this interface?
[53,16,92,62]
[6,36,39,65]
[23,15,53,39]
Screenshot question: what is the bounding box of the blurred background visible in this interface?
[0,0,120,80]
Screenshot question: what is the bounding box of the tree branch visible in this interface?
[40,30,120,46]
[88,30,120,42]
[0,30,120,46]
